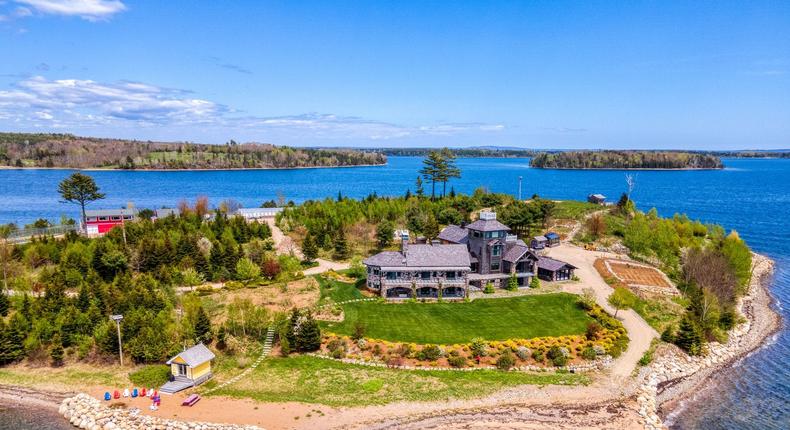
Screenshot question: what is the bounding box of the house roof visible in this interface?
[589,194,606,200]
[466,218,510,232]
[537,256,577,272]
[85,208,138,217]
[364,244,471,270]
[545,232,560,240]
[166,343,215,367]
[503,244,529,262]
[533,235,548,242]
[437,225,468,244]
[155,208,180,217]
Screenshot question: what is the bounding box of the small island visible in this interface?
[530,150,724,170]
[0,132,386,170]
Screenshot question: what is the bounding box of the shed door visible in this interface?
[177,363,188,376]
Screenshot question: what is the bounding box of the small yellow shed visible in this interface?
[165,343,215,386]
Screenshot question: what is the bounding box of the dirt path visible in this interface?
[545,244,659,378]
[265,218,350,275]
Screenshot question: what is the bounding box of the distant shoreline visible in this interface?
[0,162,387,172]
[531,166,724,171]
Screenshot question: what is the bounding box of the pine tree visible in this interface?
[5,313,27,362]
[286,308,299,349]
[302,233,318,262]
[675,314,704,356]
[507,272,519,291]
[423,214,439,240]
[194,306,212,344]
[295,311,321,352]
[415,176,424,197]
[376,221,394,249]
[333,230,350,260]
[76,284,90,312]
[50,333,64,366]
[0,289,8,317]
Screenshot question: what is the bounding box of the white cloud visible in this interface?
[15,0,126,21]
[0,76,506,142]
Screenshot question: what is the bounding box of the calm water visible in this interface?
[0,157,788,429]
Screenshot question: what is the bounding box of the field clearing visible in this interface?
[206,355,589,407]
[322,293,593,344]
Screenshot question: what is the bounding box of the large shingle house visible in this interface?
[364,211,570,299]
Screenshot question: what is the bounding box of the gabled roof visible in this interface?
[537,256,577,272]
[437,225,468,244]
[589,194,606,200]
[533,235,548,242]
[166,343,215,367]
[466,218,511,232]
[503,245,539,263]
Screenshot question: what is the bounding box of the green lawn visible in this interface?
[206,355,588,406]
[316,275,365,304]
[322,293,593,344]
[553,200,602,220]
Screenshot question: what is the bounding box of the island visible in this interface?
[0,132,386,170]
[530,150,724,169]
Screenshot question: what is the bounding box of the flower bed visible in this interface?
[319,303,627,370]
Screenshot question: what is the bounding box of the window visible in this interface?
[446,271,456,280]
[373,268,380,276]
[99,216,109,221]
[386,272,397,280]
[111,216,121,221]
[492,245,502,256]
[421,271,431,279]
[472,231,481,238]
[491,262,500,272]
[123,215,133,220]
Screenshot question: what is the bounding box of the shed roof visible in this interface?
[545,232,560,239]
[537,256,577,272]
[590,194,606,200]
[166,343,215,367]
[85,208,138,217]
[533,236,548,242]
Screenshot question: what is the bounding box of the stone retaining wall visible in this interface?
[59,393,263,430]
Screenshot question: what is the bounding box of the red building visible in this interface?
[84,205,138,236]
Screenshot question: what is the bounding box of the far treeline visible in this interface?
[0,132,385,170]
[530,151,724,169]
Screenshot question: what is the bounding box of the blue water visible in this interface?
[0,157,788,429]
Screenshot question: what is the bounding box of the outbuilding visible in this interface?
[160,343,215,394]
[536,256,577,281]
[545,232,561,247]
[588,194,607,205]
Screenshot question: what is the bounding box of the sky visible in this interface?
[0,1,788,149]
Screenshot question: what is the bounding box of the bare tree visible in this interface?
[625,173,637,199]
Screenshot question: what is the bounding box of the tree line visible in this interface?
[0,132,385,170]
[530,151,723,169]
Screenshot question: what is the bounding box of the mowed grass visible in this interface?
[206,355,589,406]
[0,364,130,391]
[322,293,593,344]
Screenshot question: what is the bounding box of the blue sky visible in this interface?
[1,1,788,149]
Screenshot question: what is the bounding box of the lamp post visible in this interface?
[518,176,523,201]
[110,314,124,366]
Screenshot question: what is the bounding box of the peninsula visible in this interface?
[530,150,724,170]
[0,133,386,170]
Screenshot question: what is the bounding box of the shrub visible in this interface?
[417,344,442,361]
[529,276,541,289]
[661,325,676,343]
[551,354,568,367]
[515,346,531,360]
[531,350,544,363]
[581,347,597,360]
[224,280,244,290]
[484,282,495,294]
[496,350,516,370]
[386,356,403,368]
[397,343,415,358]
[327,338,346,353]
[330,348,346,359]
[469,337,487,357]
[593,345,606,355]
[447,355,467,368]
[357,338,368,350]
[129,365,171,387]
[586,322,604,340]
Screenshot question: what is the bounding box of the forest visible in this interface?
[0,201,307,366]
[0,133,386,170]
[530,151,724,169]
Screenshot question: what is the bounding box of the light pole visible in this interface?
[518,176,523,201]
[110,314,124,366]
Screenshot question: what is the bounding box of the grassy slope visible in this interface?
[206,355,588,407]
[552,200,601,220]
[322,293,593,344]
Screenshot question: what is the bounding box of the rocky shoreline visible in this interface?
[633,253,781,429]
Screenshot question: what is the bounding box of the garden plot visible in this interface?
[604,259,678,296]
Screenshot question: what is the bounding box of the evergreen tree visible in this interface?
[530,276,541,289]
[302,233,318,262]
[438,148,461,197]
[376,221,394,249]
[507,272,518,291]
[194,306,212,344]
[50,333,64,366]
[675,313,704,356]
[286,308,299,349]
[5,313,27,362]
[57,172,106,228]
[415,176,424,197]
[333,230,350,260]
[76,284,90,312]
[423,214,440,240]
[295,311,321,352]
[419,151,445,200]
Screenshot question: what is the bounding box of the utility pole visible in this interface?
[518,176,523,201]
[110,314,124,366]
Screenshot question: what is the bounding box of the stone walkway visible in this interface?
[203,327,275,395]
